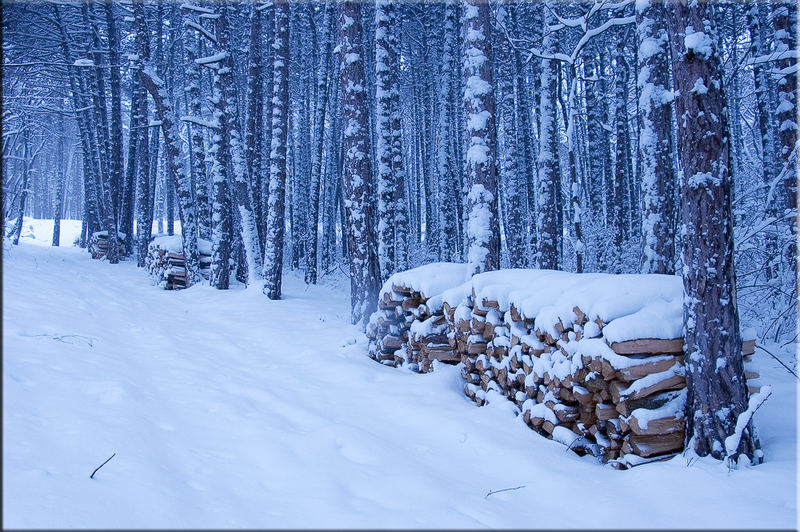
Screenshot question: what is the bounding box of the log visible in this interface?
[621,431,684,458]
[609,337,684,355]
[382,335,405,350]
[573,306,588,326]
[628,413,684,436]
[615,355,683,382]
[611,371,686,403]
[595,403,618,421]
[614,389,684,417]
[742,339,755,356]
[467,341,488,355]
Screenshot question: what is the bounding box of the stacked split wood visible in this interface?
[88,231,126,259]
[368,265,762,469]
[366,263,469,370]
[145,235,212,289]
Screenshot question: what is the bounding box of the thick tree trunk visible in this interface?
[338,0,381,326]
[638,1,676,275]
[462,0,499,277]
[262,0,290,299]
[668,0,760,465]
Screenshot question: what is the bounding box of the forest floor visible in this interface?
[3,218,798,529]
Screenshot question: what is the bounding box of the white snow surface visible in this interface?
[150,234,212,256]
[380,262,469,299]
[3,221,798,528]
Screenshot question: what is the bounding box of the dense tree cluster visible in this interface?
[2,0,796,463]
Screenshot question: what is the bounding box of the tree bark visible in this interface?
[668,0,760,464]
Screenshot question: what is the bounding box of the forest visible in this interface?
[2,0,798,507]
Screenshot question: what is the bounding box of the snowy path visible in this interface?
[3,222,797,528]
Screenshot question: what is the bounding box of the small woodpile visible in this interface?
[366,263,468,370]
[367,265,762,469]
[145,235,211,289]
[88,231,126,259]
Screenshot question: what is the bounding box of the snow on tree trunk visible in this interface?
[435,0,460,264]
[773,0,798,274]
[105,1,124,259]
[182,26,211,241]
[496,4,525,268]
[638,1,676,275]
[609,31,629,274]
[535,8,560,271]
[120,81,139,257]
[262,0,290,300]
[668,1,761,464]
[245,0,266,255]
[338,0,381,326]
[305,2,334,285]
[462,0,499,278]
[135,0,202,286]
[214,3,263,287]
[375,0,399,282]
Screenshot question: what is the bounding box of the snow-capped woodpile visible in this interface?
[367,264,759,469]
[145,235,212,290]
[88,231,126,259]
[366,263,470,370]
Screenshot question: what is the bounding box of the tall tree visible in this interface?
[668,0,760,464]
[375,0,400,281]
[262,0,290,299]
[536,10,560,271]
[462,0,499,277]
[338,0,381,326]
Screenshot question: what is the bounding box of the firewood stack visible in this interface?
[366,284,460,371]
[366,263,469,370]
[145,236,211,290]
[88,231,126,259]
[368,265,762,469]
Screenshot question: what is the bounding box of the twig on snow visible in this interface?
[485,485,525,499]
[90,453,116,479]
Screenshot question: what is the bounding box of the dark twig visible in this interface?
[485,485,525,499]
[90,453,116,479]
[755,344,798,379]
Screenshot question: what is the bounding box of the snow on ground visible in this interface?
[3,219,798,529]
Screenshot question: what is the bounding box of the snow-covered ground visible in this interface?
[3,219,798,529]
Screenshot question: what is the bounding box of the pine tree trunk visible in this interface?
[262,0,290,299]
[305,2,334,285]
[668,1,760,464]
[773,0,798,275]
[462,0,499,277]
[638,1,676,275]
[215,3,263,286]
[536,8,560,271]
[375,0,399,280]
[338,0,381,326]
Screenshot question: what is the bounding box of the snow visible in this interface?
[684,28,713,59]
[3,221,798,528]
[151,234,212,256]
[379,262,469,300]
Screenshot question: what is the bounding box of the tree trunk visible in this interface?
[262,0,290,299]
[638,1,676,275]
[668,0,760,464]
[338,0,381,326]
[462,0,499,277]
